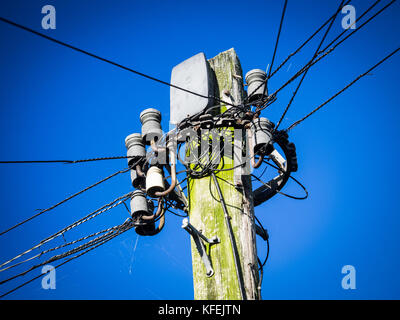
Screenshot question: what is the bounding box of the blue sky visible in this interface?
[0,0,399,299]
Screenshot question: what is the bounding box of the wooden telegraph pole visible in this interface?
[188,48,259,300]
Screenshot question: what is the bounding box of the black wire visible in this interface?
[0,192,133,270]
[0,17,235,108]
[257,257,264,299]
[287,45,400,130]
[180,125,264,180]
[245,0,288,103]
[262,239,270,269]
[191,135,260,177]
[269,0,351,79]
[257,160,309,200]
[164,202,189,218]
[211,172,246,300]
[0,167,131,237]
[0,220,134,298]
[183,127,232,178]
[0,160,71,164]
[268,0,288,80]
[122,201,131,215]
[274,0,345,131]
[0,219,134,288]
[207,175,243,212]
[319,0,382,55]
[252,160,269,182]
[0,156,140,164]
[258,0,396,113]
[0,225,120,273]
[254,215,270,269]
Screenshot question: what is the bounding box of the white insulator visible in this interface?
[145,166,165,197]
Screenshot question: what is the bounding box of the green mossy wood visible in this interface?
[188,48,259,300]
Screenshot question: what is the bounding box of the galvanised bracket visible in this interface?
[181,218,219,277]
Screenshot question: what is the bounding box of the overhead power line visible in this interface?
[267,0,288,80]
[0,219,134,298]
[287,46,400,130]
[274,0,345,130]
[0,16,235,108]
[0,156,137,164]
[0,192,133,270]
[0,224,119,273]
[245,0,288,103]
[0,219,132,286]
[319,0,383,54]
[0,0,397,300]
[269,0,352,79]
[0,168,130,237]
[261,0,396,112]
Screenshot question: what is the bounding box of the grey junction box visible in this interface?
[170,52,215,125]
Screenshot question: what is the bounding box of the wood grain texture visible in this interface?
[188,48,259,300]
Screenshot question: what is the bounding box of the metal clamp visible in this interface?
[181,218,219,277]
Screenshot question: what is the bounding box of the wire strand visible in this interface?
[245,0,288,102]
[0,17,235,108]
[259,0,396,112]
[0,220,134,298]
[0,192,133,269]
[268,0,288,80]
[0,168,130,237]
[287,46,400,130]
[274,0,345,130]
[269,0,352,78]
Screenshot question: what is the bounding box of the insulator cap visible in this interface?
[140,108,162,145]
[251,117,274,155]
[125,133,146,166]
[145,166,165,197]
[245,69,268,103]
[130,190,149,217]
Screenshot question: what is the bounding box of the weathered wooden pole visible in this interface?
[188,48,259,300]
